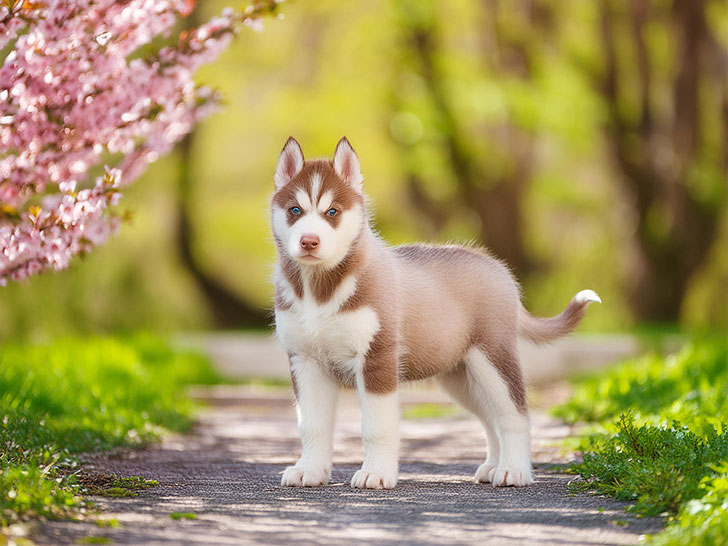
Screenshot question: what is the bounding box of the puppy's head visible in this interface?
[271,137,365,268]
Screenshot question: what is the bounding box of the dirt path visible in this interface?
[34,387,663,545]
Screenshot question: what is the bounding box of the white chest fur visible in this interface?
[274,273,380,367]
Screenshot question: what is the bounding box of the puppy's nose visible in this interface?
[300,234,320,251]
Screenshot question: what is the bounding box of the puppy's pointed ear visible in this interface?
[333,137,363,191]
[274,137,304,190]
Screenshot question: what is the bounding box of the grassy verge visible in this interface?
[553,338,727,544]
[0,334,220,529]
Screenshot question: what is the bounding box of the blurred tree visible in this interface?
[593,0,726,321]
[392,0,726,322]
[173,3,278,328]
[391,0,556,276]
[176,132,268,328]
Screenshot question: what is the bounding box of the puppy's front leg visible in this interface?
[281,355,338,487]
[351,353,399,490]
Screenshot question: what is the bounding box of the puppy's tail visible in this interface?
[518,290,601,344]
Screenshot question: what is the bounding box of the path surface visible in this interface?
[35,387,663,545]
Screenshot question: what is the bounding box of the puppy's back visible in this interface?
[390,243,520,380]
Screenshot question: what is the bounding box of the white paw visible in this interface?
[350,469,397,489]
[281,465,330,487]
[474,462,498,483]
[490,465,534,487]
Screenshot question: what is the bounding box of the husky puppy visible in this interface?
[271,136,600,490]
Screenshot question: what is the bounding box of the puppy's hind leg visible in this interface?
[463,346,533,487]
[436,365,501,484]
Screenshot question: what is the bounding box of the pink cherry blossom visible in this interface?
[0,0,282,284]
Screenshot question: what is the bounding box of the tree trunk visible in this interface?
[598,0,725,322]
[174,132,269,329]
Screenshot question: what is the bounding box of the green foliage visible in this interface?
[0,336,218,526]
[571,415,727,516]
[554,338,728,545]
[0,463,83,527]
[646,463,728,546]
[553,339,727,430]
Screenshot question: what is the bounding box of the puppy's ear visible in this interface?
[274,137,304,190]
[333,137,363,191]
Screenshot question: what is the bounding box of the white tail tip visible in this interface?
[575,289,602,305]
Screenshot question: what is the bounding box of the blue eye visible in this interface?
[327,208,337,217]
[290,206,301,215]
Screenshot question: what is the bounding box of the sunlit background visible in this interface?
[1,0,725,340]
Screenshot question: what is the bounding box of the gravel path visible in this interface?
[34,386,664,545]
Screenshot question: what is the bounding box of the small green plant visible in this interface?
[169,512,197,520]
[95,487,136,498]
[86,476,159,498]
[78,473,159,498]
[95,518,120,528]
[570,414,728,516]
[111,477,159,490]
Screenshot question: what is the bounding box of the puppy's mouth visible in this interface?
[297,253,321,262]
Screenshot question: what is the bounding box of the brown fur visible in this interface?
[289,360,299,399]
[481,344,527,413]
[272,160,363,214]
[279,253,304,299]
[305,247,365,304]
[362,329,399,394]
[391,244,521,384]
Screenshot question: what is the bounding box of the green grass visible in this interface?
[553,337,728,544]
[0,334,220,528]
[553,339,727,430]
[83,475,159,498]
[71,471,159,502]
[0,462,82,524]
[169,512,196,520]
